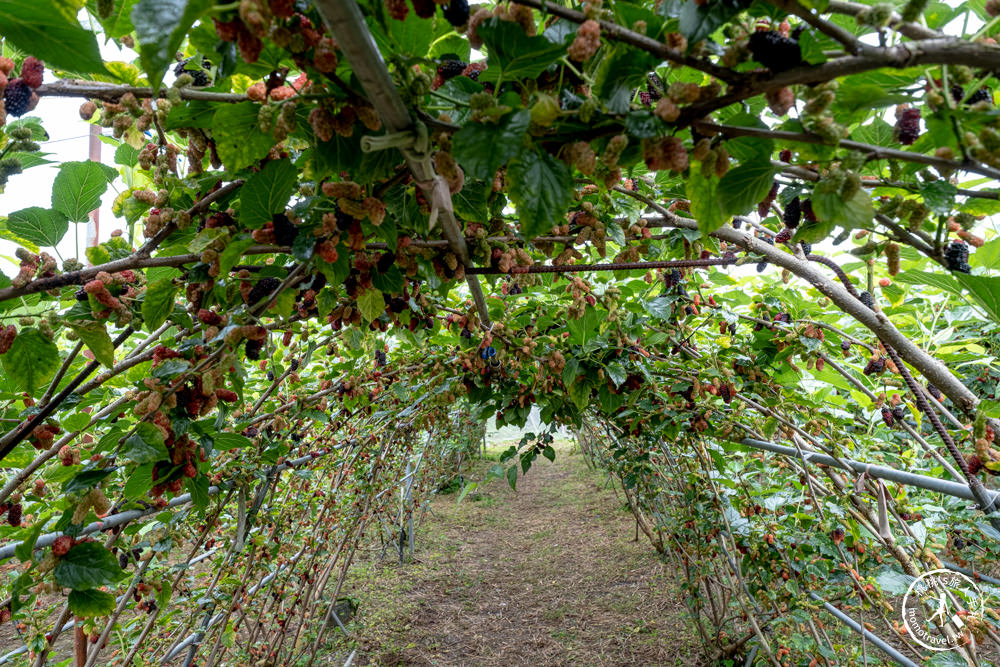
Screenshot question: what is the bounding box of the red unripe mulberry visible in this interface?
[21,57,44,89]
[894,107,921,145]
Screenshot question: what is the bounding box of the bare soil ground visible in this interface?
[329,443,705,666]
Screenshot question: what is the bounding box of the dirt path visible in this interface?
[337,445,704,666]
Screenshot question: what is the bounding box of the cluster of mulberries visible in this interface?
[689,139,730,178]
[72,488,111,524]
[568,20,601,62]
[253,213,300,247]
[85,272,131,321]
[462,62,487,82]
[246,80,295,103]
[877,194,931,232]
[29,422,61,450]
[59,445,82,466]
[639,72,665,106]
[944,240,971,273]
[894,106,921,145]
[215,2,331,66]
[668,81,710,105]
[747,30,802,72]
[433,59,467,89]
[643,136,688,172]
[322,180,363,199]
[313,37,339,73]
[1,57,43,121]
[173,57,212,87]
[863,354,886,376]
[151,344,183,367]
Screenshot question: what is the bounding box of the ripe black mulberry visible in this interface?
[944,240,971,273]
[438,60,467,81]
[442,0,469,26]
[173,57,212,87]
[894,107,921,145]
[247,277,282,306]
[783,197,801,228]
[966,87,992,105]
[245,338,264,361]
[271,213,299,246]
[747,31,802,73]
[4,79,33,117]
[863,356,886,376]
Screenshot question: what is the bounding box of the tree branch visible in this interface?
[511,0,743,84]
[695,120,1000,181]
[615,186,984,416]
[35,81,247,103]
[681,39,1000,124]
[826,0,941,40]
[772,0,863,55]
[0,180,244,303]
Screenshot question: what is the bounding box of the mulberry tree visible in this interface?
[0,0,998,664]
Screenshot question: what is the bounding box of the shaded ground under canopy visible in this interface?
[330,443,704,666]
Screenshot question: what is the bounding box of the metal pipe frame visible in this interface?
[312,0,492,329]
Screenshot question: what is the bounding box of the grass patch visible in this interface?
[319,441,706,666]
